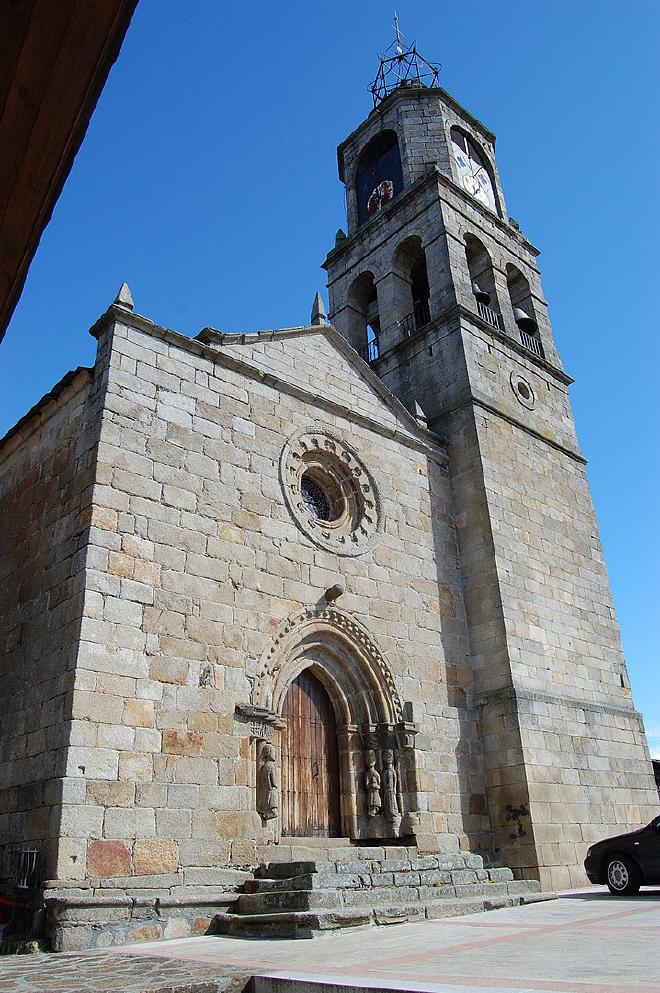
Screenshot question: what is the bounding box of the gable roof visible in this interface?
[196,322,444,455]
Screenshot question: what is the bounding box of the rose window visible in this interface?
[281,429,381,556]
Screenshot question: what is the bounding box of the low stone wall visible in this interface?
[42,868,247,951]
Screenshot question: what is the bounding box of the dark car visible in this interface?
[584,814,660,894]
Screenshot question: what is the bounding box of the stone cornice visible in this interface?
[323,170,443,271]
[451,396,587,465]
[372,304,573,388]
[475,684,646,724]
[324,166,539,270]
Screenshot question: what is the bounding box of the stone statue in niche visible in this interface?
[256,742,278,822]
[382,749,402,823]
[364,749,382,817]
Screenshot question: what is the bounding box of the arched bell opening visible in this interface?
[355,129,404,227]
[465,233,500,328]
[506,263,544,357]
[392,235,431,337]
[346,270,381,363]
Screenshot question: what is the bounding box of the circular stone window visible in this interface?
[300,471,337,521]
[510,371,536,410]
[281,429,380,556]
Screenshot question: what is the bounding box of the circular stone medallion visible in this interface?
[280,428,381,556]
[510,371,536,409]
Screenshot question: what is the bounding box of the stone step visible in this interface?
[215,889,555,939]
[244,872,363,893]
[236,878,536,915]
[260,837,353,851]
[256,844,417,865]
[245,863,507,895]
[255,853,484,880]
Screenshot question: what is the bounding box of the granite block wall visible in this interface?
[0,365,103,883]
[43,308,487,889]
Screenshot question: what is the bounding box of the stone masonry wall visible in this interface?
[0,367,103,884]
[475,406,657,889]
[55,310,486,888]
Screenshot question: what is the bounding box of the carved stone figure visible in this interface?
[382,748,401,823]
[364,748,382,817]
[256,742,278,821]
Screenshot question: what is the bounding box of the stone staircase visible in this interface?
[214,843,552,938]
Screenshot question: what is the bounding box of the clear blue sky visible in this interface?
[1,1,658,757]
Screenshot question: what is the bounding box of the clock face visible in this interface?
[451,129,497,214]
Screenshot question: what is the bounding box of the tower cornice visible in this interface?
[323,166,539,273]
[337,85,496,181]
[365,302,573,388]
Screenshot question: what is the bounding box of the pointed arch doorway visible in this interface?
[280,669,341,838]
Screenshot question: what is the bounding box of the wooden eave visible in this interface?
[0,0,138,343]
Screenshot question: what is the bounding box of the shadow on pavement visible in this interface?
[559,888,660,901]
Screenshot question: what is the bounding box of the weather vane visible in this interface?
[369,14,441,108]
[393,11,404,53]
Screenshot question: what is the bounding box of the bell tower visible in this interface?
[323,35,657,888]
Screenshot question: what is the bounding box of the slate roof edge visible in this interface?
[0,366,93,458]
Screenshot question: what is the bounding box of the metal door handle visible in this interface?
[312,760,319,779]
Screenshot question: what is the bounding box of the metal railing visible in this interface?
[358,334,380,364]
[519,328,544,358]
[399,299,431,339]
[476,300,503,330]
[358,299,431,364]
[10,849,40,889]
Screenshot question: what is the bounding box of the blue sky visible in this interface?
[1,1,658,757]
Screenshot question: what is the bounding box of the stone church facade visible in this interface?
[0,69,656,947]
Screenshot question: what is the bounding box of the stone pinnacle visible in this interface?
[114,282,134,311]
[310,291,327,326]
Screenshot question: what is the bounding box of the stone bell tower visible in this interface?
[323,37,657,888]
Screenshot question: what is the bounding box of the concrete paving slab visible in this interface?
[115,888,660,993]
[0,888,658,993]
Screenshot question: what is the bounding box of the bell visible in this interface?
[472,281,491,306]
[513,307,537,334]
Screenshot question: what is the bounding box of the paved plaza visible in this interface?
[0,889,659,993]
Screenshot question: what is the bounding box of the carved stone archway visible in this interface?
[249,606,421,843]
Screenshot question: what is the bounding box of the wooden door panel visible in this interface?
[281,669,341,837]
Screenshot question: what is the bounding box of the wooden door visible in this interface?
[281,669,341,838]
